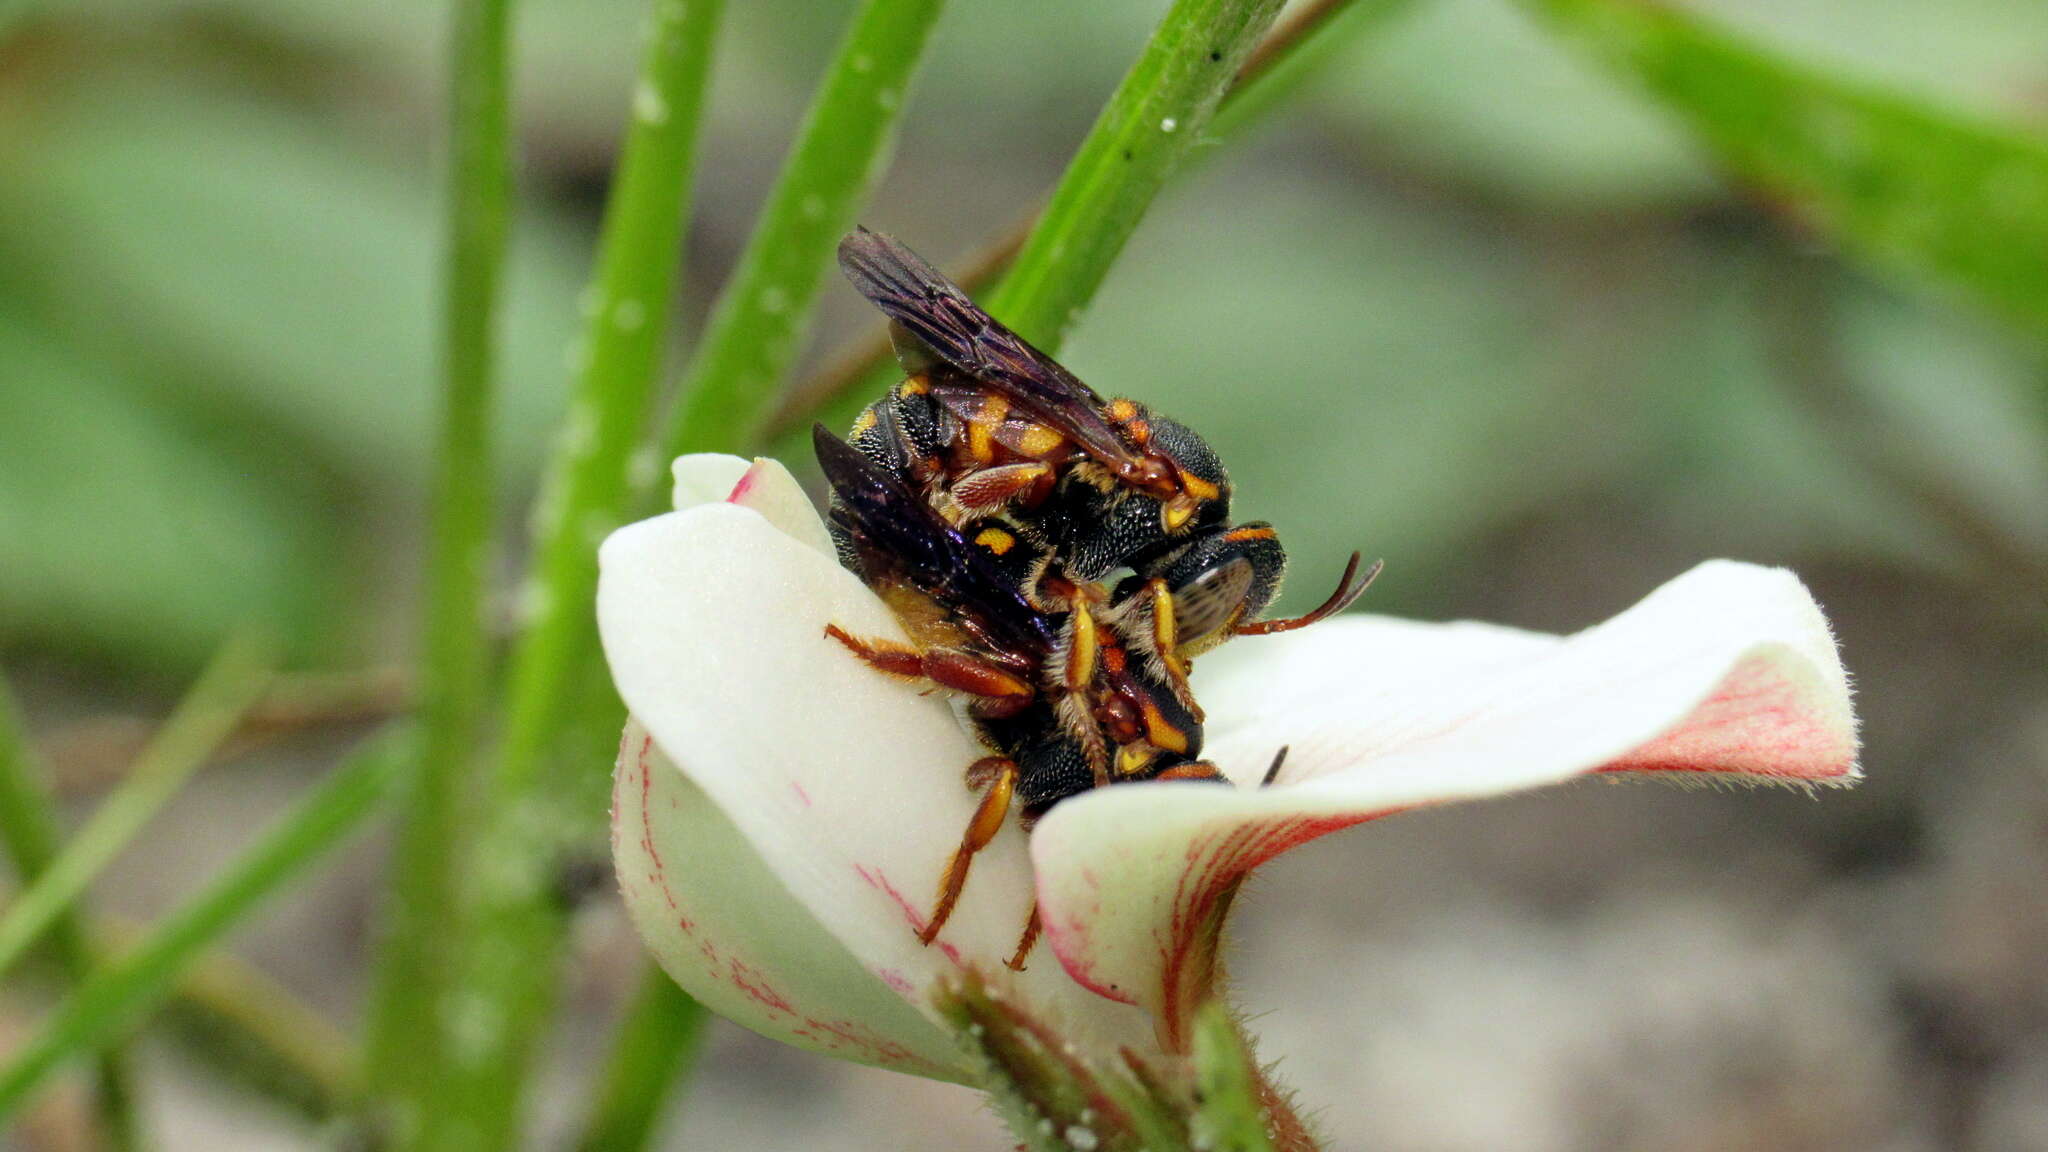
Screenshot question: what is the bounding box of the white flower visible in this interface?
[598,454,1859,1080]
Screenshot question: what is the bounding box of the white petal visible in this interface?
[598,503,1156,1057]
[724,457,837,558]
[1028,561,1857,1040]
[613,718,973,1080]
[670,453,836,559]
[670,453,751,510]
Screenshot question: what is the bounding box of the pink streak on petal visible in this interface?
[1599,653,1857,781]
[613,730,963,1079]
[851,864,966,967]
[725,465,760,503]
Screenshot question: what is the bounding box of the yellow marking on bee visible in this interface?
[1139,699,1190,753]
[1180,472,1221,501]
[1163,497,1198,532]
[974,527,1017,555]
[1126,418,1152,445]
[1016,422,1065,458]
[879,584,967,649]
[964,761,1015,847]
[1106,398,1138,423]
[1224,524,1277,543]
[897,375,931,397]
[1066,603,1099,688]
[1116,744,1155,779]
[968,395,1009,463]
[1149,579,1177,654]
[850,407,879,435]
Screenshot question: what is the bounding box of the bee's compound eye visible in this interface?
[1171,557,1255,643]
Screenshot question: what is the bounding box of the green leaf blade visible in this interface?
[0,729,404,1122]
[986,0,1288,350]
[1522,0,2048,330]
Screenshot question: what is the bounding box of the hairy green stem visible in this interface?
[362,0,516,1124]
[982,0,1286,348]
[0,673,140,1150]
[762,0,1399,444]
[0,729,405,1122]
[0,633,272,982]
[660,0,949,460]
[419,0,725,1145]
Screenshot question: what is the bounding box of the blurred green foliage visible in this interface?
[1,0,2043,680]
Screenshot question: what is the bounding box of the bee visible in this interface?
[813,424,1228,969]
[834,228,1375,711]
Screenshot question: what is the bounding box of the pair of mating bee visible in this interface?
[813,229,1374,969]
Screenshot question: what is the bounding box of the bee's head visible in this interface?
[1102,399,1230,533]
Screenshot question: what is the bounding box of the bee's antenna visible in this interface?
[1260,745,1290,788]
[1234,553,1381,636]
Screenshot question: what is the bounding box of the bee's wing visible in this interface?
[812,424,1056,655]
[836,228,1139,469]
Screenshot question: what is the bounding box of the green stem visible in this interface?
[95,916,359,1119]
[498,0,724,805]
[0,633,272,982]
[660,0,950,460]
[418,0,725,1144]
[0,728,405,1123]
[982,0,1287,349]
[763,0,1393,443]
[362,0,516,1118]
[0,673,140,1151]
[570,967,710,1152]
[1207,0,1414,140]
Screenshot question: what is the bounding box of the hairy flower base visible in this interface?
[600,453,1858,1079]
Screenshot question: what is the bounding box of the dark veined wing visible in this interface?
[812,424,1056,655]
[835,228,1139,470]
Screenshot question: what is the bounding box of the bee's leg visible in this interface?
[923,756,1017,945]
[949,462,1054,516]
[824,625,1035,714]
[1050,604,1109,786]
[1057,600,1100,692]
[1259,746,1290,788]
[822,624,926,678]
[1003,902,1043,972]
[1151,759,1227,784]
[1141,577,1202,720]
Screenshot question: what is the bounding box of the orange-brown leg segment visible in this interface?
[1004,902,1043,972]
[951,462,1054,513]
[825,625,1035,714]
[921,756,1017,946]
[824,623,924,677]
[1152,760,1227,784]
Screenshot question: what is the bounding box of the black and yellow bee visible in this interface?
[814,424,1226,969]
[833,228,1373,711]
[814,230,1375,968]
